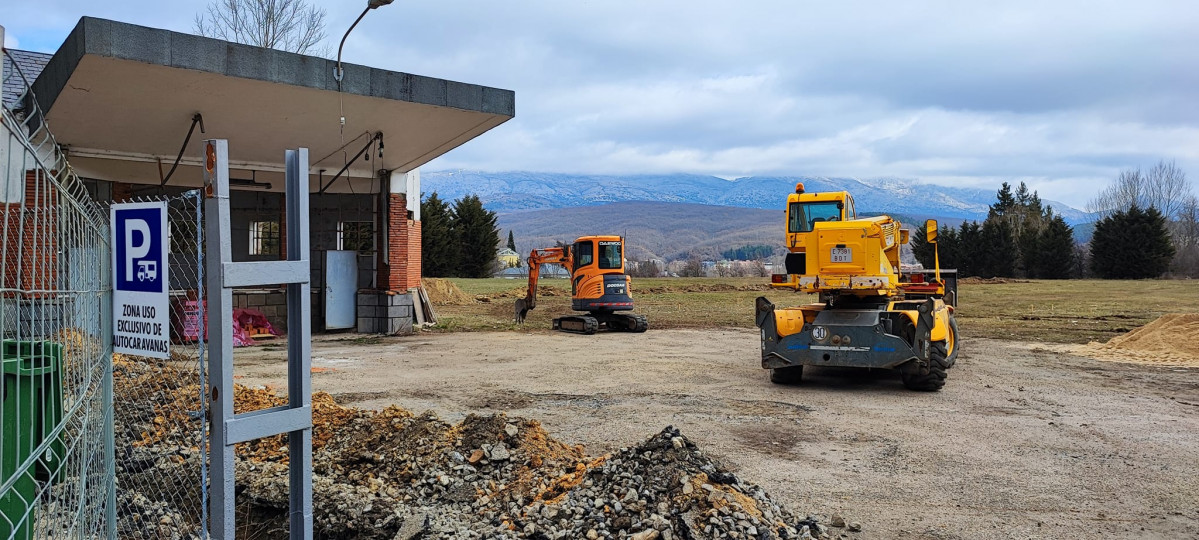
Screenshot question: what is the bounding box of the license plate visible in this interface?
[830,247,852,263]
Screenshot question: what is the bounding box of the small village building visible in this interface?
[496,248,521,268]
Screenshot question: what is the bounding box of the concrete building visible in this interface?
[3,17,514,334]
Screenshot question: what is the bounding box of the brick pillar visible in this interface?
[2,171,58,296]
[384,193,422,292]
[112,182,133,202]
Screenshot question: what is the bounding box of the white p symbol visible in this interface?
[125,219,152,282]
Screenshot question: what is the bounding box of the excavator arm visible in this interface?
[514,247,572,323]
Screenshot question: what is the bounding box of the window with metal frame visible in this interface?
[249,220,281,255]
[788,201,842,233]
[574,241,593,269]
[337,221,375,253]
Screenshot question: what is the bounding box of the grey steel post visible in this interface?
[286,149,313,535]
[205,140,313,539]
[204,139,236,538]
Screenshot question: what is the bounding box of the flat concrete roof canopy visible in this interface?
[31,17,514,192]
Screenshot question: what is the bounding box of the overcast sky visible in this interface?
[5,1,1198,208]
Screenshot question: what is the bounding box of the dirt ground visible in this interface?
[236,329,1199,540]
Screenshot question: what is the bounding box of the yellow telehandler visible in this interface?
[755,183,960,391]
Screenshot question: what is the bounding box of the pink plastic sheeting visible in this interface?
[232,308,281,347]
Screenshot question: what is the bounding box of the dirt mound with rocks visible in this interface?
[113,354,835,538]
[423,278,475,305]
[1083,313,1199,367]
[488,285,571,299]
[638,283,771,294]
[235,391,829,539]
[957,277,1030,285]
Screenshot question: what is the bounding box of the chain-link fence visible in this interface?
[105,190,207,540]
[2,48,115,539]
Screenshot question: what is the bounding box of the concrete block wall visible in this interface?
[356,291,414,335]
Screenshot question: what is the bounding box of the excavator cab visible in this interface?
[569,237,633,311]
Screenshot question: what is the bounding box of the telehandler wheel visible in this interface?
[769,366,803,385]
[901,341,950,391]
[945,315,960,367]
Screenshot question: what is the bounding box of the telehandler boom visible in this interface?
[756,184,960,390]
[515,235,648,335]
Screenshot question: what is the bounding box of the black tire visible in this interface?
[770,366,803,385]
[901,341,949,391]
[945,315,960,367]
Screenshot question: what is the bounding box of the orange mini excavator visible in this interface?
[514,235,649,334]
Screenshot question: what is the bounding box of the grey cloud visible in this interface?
[7,0,1199,208]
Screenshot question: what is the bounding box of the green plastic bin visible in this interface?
[1,340,65,540]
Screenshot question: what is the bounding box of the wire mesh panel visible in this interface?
[105,191,207,540]
[2,49,115,538]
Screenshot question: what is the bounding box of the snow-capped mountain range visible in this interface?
[421,171,1091,224]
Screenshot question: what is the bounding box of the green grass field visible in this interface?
[433,277,1199,344]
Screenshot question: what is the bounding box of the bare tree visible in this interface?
[195,0,328,55]
[1087,161,1199,277]
[1172,194,1199,277]
[1087,160,1191,220]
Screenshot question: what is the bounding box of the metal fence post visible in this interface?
[102,277,116,540]
[204,140,236,537]
[286,149,314,535]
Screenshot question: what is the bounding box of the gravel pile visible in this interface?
[112,355,843,539]
[240,400,834,539]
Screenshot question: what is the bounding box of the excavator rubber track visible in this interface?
[553,315,600,335]
[609,313,649,333]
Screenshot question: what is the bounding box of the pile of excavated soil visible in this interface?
[489,285,570,299]
[113,355,833,539]
[638,283,771,294]
[239,412,828,539]
[957,277,1031,285]
[423,278,476,305]
[1083,313,1199,367]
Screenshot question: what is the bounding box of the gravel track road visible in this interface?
[237,329,1199,539]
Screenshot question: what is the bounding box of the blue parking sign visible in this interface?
[111,201,170,359]
[114,207,166,293]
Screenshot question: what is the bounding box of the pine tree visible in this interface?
[1035,215,1076,279]
[420,192,458,278]
[957,222,982,277]
[979,218,1016,277]
[988,182,1016,219]
[1018,226,1041,277]
[911,224,936,269]
[507,230,517,252]
[1090,206,1176,279]
[452,194,501,278]
[936,225,958,270]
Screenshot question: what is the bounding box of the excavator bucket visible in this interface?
[514,298,529,324]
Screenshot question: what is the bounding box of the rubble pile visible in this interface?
[111,353,205,539]
[111,355,836,538]
[235,389,830,539]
